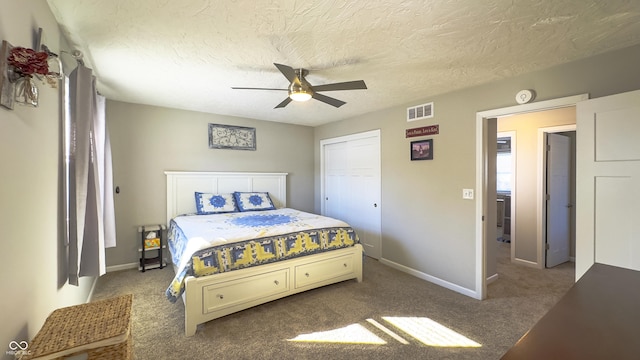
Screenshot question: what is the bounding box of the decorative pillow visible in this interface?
[195,192,238,214]
[233,192,276,212]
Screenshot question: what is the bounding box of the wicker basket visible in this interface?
[20,294,132,360]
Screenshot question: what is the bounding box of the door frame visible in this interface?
[474,94,588,300]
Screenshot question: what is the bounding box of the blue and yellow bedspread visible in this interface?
[166,208,359,303]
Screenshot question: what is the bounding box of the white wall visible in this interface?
[105,101,315,267]
[0,1,95,357]
[314,44,640,295]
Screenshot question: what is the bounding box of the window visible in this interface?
[496,137,512,193]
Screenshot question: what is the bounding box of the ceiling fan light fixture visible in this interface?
[232,63,366,108]
[288,81,312,102]
[289,91,312,102]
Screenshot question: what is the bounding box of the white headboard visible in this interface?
[165,171,288,224]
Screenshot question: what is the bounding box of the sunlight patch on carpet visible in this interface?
[288,324,386,344]
[382,317,482,347]
[366,318,409,344]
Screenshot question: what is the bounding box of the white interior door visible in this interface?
[322,130,381,259]
[545,133,571,268]
[324,141,347,221]
[346,135,381,259]
[576,89,640,279]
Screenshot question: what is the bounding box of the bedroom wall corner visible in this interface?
[105,101,315,268]
[0,1,96,357]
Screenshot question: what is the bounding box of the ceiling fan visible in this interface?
[232,63,367,108]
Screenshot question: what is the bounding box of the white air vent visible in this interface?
[407,102,434,122]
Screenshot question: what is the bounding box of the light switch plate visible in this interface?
[462,189,474,199]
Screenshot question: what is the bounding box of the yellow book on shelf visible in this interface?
[144,238,160,249]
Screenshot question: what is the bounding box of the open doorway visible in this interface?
[494,119,576,268]
[495,132,515,268]
[496,133,515,243]
[474,94,587,300]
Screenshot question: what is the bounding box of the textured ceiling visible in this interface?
[46,0,640,126]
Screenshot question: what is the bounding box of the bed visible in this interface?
[164,171,364,336]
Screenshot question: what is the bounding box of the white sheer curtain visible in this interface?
[66,64,116,286]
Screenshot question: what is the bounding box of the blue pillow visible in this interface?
[233,192,276,212]
[195,192,238,214]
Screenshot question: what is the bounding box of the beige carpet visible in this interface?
[92,242,574,359]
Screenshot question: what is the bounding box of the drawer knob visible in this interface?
[217,294,224,299]
[274,280,279,285]
[343,263,347,267]
[305,272,310,277]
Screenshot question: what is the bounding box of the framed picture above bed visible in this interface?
[208,123,256,151]
[410,139,433,161]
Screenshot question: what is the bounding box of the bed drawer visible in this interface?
[202,269,289,314]
[295,253,355,289]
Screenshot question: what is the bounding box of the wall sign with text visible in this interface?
[406,125,439,138]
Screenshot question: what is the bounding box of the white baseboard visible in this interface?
[513,257,539,269]
[379,258,478,299]
[107,257,171,273]
[106,262,138,272]
[486,273,499,285]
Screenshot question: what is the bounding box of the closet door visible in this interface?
[322,130,381,259]
[323,141,348,221]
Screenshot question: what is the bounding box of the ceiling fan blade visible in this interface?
[312,80,367,92]
[312,93,346,108]
[231,87,287,91]
[275,97,293,108]
[274,63,298,83]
